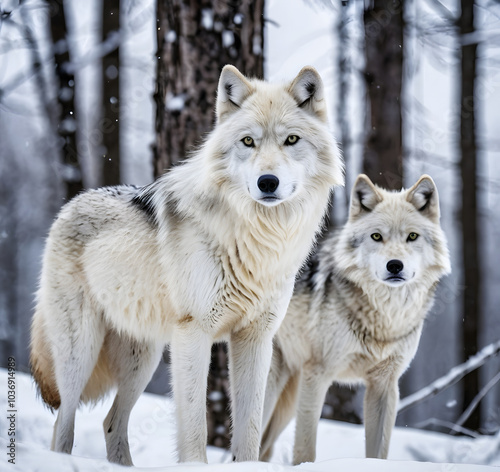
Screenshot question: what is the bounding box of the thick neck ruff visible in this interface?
[340,275,438,345]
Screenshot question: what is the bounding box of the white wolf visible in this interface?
[260,174,451,464]
[30,65,343,465]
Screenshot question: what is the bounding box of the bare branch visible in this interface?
[461,29,500,46]
[0,27,120,103]
[413,418,480,438]
[425,0,456,24]
[63,30,121,75]
[398,339,500,413]
[15,2,57,128]
[452,370,500,433]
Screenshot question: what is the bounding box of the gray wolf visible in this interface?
[30,65,343,465]
[260,174,451,464]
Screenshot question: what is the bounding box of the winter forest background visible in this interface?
[0,0,499,465]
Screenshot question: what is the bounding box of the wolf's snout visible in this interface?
[386,259,404,274]
[258,174,279,193]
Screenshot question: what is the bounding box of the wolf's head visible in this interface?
[207,65,343,208]
[336,174,451,289]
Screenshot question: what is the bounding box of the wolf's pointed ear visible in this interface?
[349,174,382,220]
[216,65,253,124]
[407,175,440,221]
[288,67,327,122]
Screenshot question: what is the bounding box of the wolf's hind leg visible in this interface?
[50,299,106,454]
[293,365,331,465]
[262,344,290,431]
[364,376,399,459]
[260,371,299,462]
[103,334,163,466]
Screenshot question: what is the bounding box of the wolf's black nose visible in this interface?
[387,259,404,274]
[258,174,279,193]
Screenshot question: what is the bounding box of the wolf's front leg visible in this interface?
[170,324,213,463]
[364,374,399,459]
[228,325,275,461]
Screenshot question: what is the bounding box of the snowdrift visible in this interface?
[1,370,498,471]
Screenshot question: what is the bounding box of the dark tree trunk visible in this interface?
[101,0,121,186]
[363,0,403,190]
[206,344,231,448]
[321,4,363,425]
[0,158,18,362]
[323,384,362,425]
[46,0,83,201]
[154,0,264,176]
[337,2,351,210]
[459,0,480,432]
[154,0,265,449]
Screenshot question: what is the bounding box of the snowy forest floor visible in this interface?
[1,369,499,471]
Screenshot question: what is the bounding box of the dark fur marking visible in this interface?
[323,271,334,298]
[424,234,438,248]
[305,81,316,96]
[350,234,364,249]
[418,191,433,212]
[299,98,311,108]
[235,243,242,266]
[357,191,372,212]
[303,253,320,291]
[131,191,156,222]
[225,82,233,97]
[164,196,183,224]
[178,314,194,324]
[297,82,317,108]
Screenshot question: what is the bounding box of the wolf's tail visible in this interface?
[30,306,116,410]
[30,309,61,410]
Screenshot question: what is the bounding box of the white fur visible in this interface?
[30,65,343,465]
[261,174,451,464]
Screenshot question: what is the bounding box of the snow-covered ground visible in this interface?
[1,370,498,471]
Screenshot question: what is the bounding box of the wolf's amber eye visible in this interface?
[242,136,254,147]
[371,233,383,242]
[407,232,419,242]
[285,135,300,145]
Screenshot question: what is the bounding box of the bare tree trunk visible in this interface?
[337,2,351,209]
[323,385,362,425]
[46,0,83,200]
[458,0,480,432]
[101,0,121,186]
[154,0,264,175]
[206,344,231,448]
[0,140,18,362]
[154,0,265,449]
[363,0,403,190]
[320,3,362,424]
